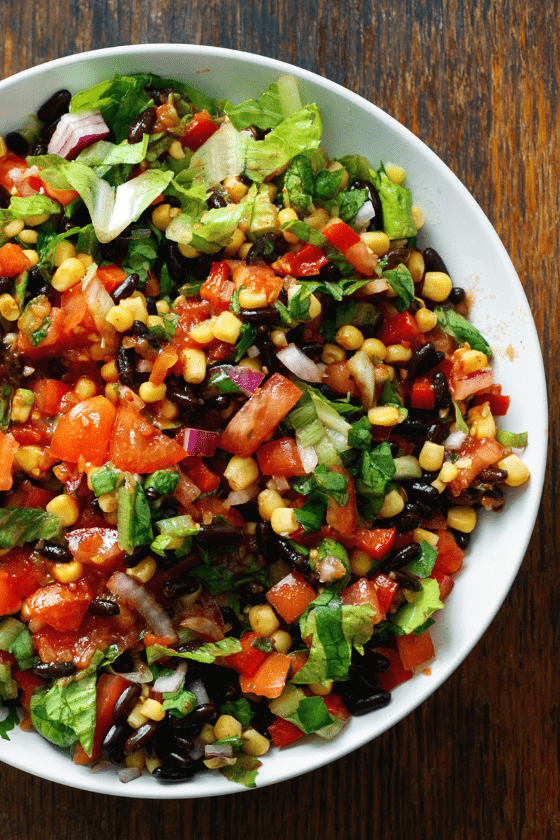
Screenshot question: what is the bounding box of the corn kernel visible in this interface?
[350,549,373,577]
[126,555,157,583]
[278,207,299,243]
[141,698,166,722]
[223,175,249,203]
[238,242,253,260]
[22,249,39,267]
[386,164,406,184]
[3,219,24,238]
[418,441,445,472]
[308,680,334,696]
[271,506,298,536]
[146,756,162,774]
[308,294,322,320]
[76,252,94,268]
[51,561,83,584]
[51,258,86,292]
[100,360,119,382]
[238,356,262,371]
[45,494,80,527]
[258,489,285,521]
[182,347,207,384]
[368,406,403,427]
[73,377,97,400]
[212,310,243,343]
[467,402,496,439]
[125,750,146,770]
[241,728,271,757]
[415,307,438,333]
[214,715,242,740]
[119,296,148,325]
[105,382,120,404]
[407,250,425,283]
[23,212,50,227]
[413,527,440,547]
[379,489,405,518]
[411,206,425,229]
[223,227,246,258]
[270,629,292,654]
[270,329,288,348]
[238,287,268,309]
[10,388,35,424]
[438,461,459,483]
[422,271,453,302]
[385,344,413,364]
[360,230,390,256]
[54,241,77,267]
[106,305,135,332]
[336,324,364,351]
[0,137,7,157]
[224,456,259,491]
[321,343,347,364]
[168,139,185,160]
[138,381,167,404]
[447,506,477,533]
[151,203,180,232]
[156,299,171,315]
[127,702,149,730]
[198,723,216,745]
[98,490,119,514]
[248,604,280,636]
[178,242,202,259]
[361,338,387,361]
[497,454,530,487]
[461,349,489,374]
[0,294,20,321]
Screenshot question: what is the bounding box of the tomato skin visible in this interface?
[352,527,396,560]
[371,573,399,613]
[0,431,19,492]
[74,674,130,764]
[7,479,56,510]
[323,692,351,722]
[472,384,510,416]
[255,437,306,477]
[343,240,378,275]
[183,458,221,493]
[109,404,186,473]
[29,379,71,417]
[171,298,211,350]
[231,263,284,305]
[238,652,291,699]
[65,528,124,568]
[325,466,357,535]
[447,435,504,495]
[24,580,92,632]
[200,261,234,313]
[220,374,303,458]
[266,571,316,624]
[268,716,305,747]
[377,312,425,351]
[0,154,28,192]
[271,244,329,277]
[396,629,435,670]
[181,110,219,151]
[374,646,413,693]
[322,361,359,397]
[50,395,117,467]
[95,264,127,294]
[0,242,31,276]
[223,631,269,677]
[430,568,455,599]
[433,529,465,574]
[321,218,361,251]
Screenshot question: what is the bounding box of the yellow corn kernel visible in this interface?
[50,258,86,292]
[73,377,97,400]
[431,478,446,494]
[100,360,119,382]
[321,343,347,364]
[54,241,77,267]
[461,349,489,374]
[14,445,44,476]
[238,356,262,371]
[413,527,440,547]
[15,227,38,245]
[223,175,249,203]
[45,494,80,527]
[140,698,166,722]
[271,506,298,536]
[51,561,83,584]
[305,208,330,230]
[270,329,288,348]
[105,382,120,404]
[248,604,280,636]
[21,249,39,268]
[336,324,364,351]
[198,723,216,746]
[238,242,253,260]
[127,702,149,730]
[138,381,167,404]
[350,548,374,577]
[360,230,390,256]
[278,207,299,243]
[497,454,530,487]
[178,242,202,259]
[447,506,477,533]
[422,271,453,302]
[120,296,148,325]
[308,294,322,320]
[411,206,425,230]
[224,455,259,491]
[418,441,445,472]
[386,164,406,184]
[151,203,181,232]
[328,161,349,190]
[10,388,35,424]
[223,227,246,258]
[467,402,496,439]
[238,287,268,309]
[168,139,185,160]
[105,305,135,332]
[258,488,286,521]
[126,555,157,584]
[98,490,119,514]
[361,337,387,361]
[368,406,403,427]
[415,306,438,333]
[241,728,271,757]
[0,137,7,157]
[76,252,94,268]
[23,212,50,227]
[125,750,146,770]
[3,219,24,238]
[146,314,164,330]
[385,344,413,364]
[308,680,334,696]
[438,461,459,483]
[214,715,242,740]
[182,347,207,384]
[379,489,405,518]
[212,310,243,344]
[407,250,425,283]
[270,629,292,654]
[0,294,20,321]
[156,299,171,315]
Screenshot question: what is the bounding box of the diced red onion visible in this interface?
[226,366,265,396]
[316,554,347,584]
[89,760,111,774]
[107,572,178,643]
[272,475,290,493]
[187,678,210,706]
[8,168,36,196]
[174,469,201,506]
[347,349,376,410]
[181,428,219,457]
[152,660,188,694]
[226,484,259,506]
[205,743,234,759]
[48,109,110,160]
[247,345,261,359]
[362,278,389,295]
[296,442,319,474]
[118,767,143,783]
[108,658,153,684]
[444,430,468,451]
[277,343,324,383]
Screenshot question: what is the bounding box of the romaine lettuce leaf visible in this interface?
[0,618,35,670]
[291,590,350,685]
[70,73,152,143]
[383,264,415,312]
[390,578,444,635]
[0,707,19,741]
[0,507,62,550]
[435,308,493,357]
[370,164,417,240]
[146,636,242,665]
[9,194,61,219]
[117,474,153,554]
[495,429,528,448]
[224,81,284,131]
[75,135,149,167]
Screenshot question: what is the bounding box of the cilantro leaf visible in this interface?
[435,307,493,357]
[383,264,415,313]
[404,541,438,578]
[0,708,19,741]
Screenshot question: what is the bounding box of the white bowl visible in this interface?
[0,44,547,798]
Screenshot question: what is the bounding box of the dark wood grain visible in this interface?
[0,1,557,837]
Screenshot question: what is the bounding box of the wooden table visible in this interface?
[0,1,556,837]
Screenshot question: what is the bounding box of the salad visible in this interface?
[0,71,530,788]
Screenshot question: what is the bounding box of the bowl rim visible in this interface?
[0,43,548,799]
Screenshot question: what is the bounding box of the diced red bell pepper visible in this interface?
[322,692,351,722]
[351,527,396,560]
[396,629,435,670]
[411,377,435,410]
[321,218,361,252]
[340,578,385,624]
[376,312,425,351]
[182,111,220,151]
[95,264,127,294]
[200,260,234,314]
[0,431,18,492]
[238,652,291,699]
[472,384,510,416]
[73,674,130,764]
[268,716,305,747]
[271,243,329,277]
[13,667,47,727]
[325,466,357,535]
[266,571,316,625]
[374,646,413,693]
[430,568,455,599]
[223,631,269,677]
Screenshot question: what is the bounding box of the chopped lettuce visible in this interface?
[495,429,528,448]
[166,197,251,253]
[90,463,122,496]
[75,135,149,167]
[0,618,35,671]
[404,541,438,578]
[224,80,284,131]
[341,603,378,653]
[390,578,444,635]
[435,307,493,357]
[370,163,417,240]
[143,469,180,497]
[146,636,242,665]
[160,687,197,718]
[0,661,18,701]
[70,73,153,143]
[269,684,334,734]
[383,264,415,312]
[284,154,315,214]
[219,698,255,727]
[291,590,350,685]
[0,507,62,550]
[9,194,61,219]
[117,474,153,554]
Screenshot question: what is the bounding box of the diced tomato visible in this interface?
[171,298,211,350]
[0,154,29,192]
[450,367,494,401]
[447,435,504,495]
[7,479,56,509]
[411,377,435,410]
[433,529,465,574]
[199,261,234,314]
[340,578,385,625]
[13,667,46,727]
[109,404,186,473]
[231,263,284,305]
[220,374,302,458]
[430,568,455,599]
[95,264,127,294]
[0,431,19,492]
[352,527,396,560]
[50,395,117,467]
[268,716,305,747]
[0,242,31,277]
[74,674,130,764]
[343,239,378,276]
[322,692,351,722]
[23,580,92,632]
[374,646,413,693]
[29,379,71,417]
[40,181,79,206]
[238,652,291,699]
[181,110,220,151]
[223,631,269,677]
[271,243,329,277]
[266,571,316,624]
[371,573,399,613]
[0,549,44,614]
[149,345,180,387]
[325,466,357,535]
[472,384,510,416]
[377,312,425,351]
[183,458,221,493]
[191,494,245,528]
[256,437,306,477]
[321,218,361,251]
[65,528,124,568]
[322,361,360,397]
[396,629,435,670]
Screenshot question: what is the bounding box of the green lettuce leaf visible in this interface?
[404,541,438,578]
[291,590,350,685]
[390,578,444,635]
[9,194,61,219]
[146,636,242,665]
[495,429,528,448]
[269,683,334,734]
[383,264,415,312]
[117,474,153,554]
[219,754,262,788]
[435,308,493,357]
[75,135,149,167]
[0,618,35,670]
[219,698,255,727]
[370,164,417,240]
[70,73,152,143]
[161,688,197,718]
[0,507,62,550]
[224,81,284,131]
[341,603,377,653]
[284,154,315,214]
[0,708,19,741]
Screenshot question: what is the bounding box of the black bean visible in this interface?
[206,188,227,210]
[478,467,508,483]
[31,142,49,156]
[407,481,441,505]
[152,764,198,783]
[144,486,161,502]
[33,660,76,679]
[451,529,471,550]
[111,652,135,673]
[123,721,159,755]
[398,417,428,437]
[112,683,142,720]
[145,295,158,316]
[39,118,60,142]
[407,343,439,379]
[388,440,400,457]
[101,723,130,757]
[37,89,71,124]
[238,173,252,186]
[425,419,445,444]
[0,277,12,295]
[255,336,278,374]
[346,690,392,716]
[145,87,169,106]
[36,541,73,563]
[111,272,140,303]
[448,286,466,305]
[378,542,421,573]
[318,261,342,282]
[167,751,195,770]
[165,377,201,417]
[255,521,276,563]
[300,341,324,361]
[238,306,279,323]
[0,184,11,209]
[171,733,195,754]
[165,240,186,285]
[197,521,243,547]
[116,344,136,387]
[349,179,383,230]
[128,107,157,144]
[123,544,151,568]
[188,702,219,725]
[220,606,242,637]
[389,569,423,591]
[129,319,161,353]
[162,575,200,598]
[205,393,230,412]
[6,132,28,156]
[433,371,452,407]
[423,247,449,276]
[359,648,391,673]
[276,536,315,579]
[87,598,120,617]
[383,247,410,271]
[379,503,423,533]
